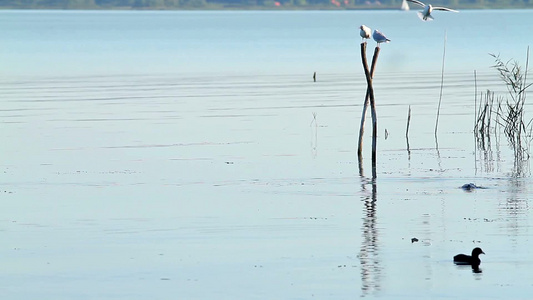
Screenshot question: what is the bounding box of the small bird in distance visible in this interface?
[406,0,458,21]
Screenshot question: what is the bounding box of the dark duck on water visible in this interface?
[453,247,485,266]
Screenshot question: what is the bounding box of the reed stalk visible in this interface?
[435,31,447,140]
[406,105,411,153]
[474,48,532,176]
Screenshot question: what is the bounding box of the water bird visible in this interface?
[461,183,477,191]
[372,29,390,46]
[453,247,485,266]
[406,0,458,21]
[359,25,371,42]
[461,183,487,191]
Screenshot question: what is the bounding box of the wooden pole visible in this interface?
[369,47,379,179]
[357,42,369,175]
[357,44,380,161]
[358,42,380,179]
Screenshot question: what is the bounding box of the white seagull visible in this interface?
[406,0,458,21]
[372,29,390,46]
[359,25,371,42]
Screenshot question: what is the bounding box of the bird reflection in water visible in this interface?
[359,177,382,296]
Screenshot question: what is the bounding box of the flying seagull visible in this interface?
[406,0,458,21]
[372,29,390,46]
[359,25,371,42]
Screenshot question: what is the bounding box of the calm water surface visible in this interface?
[1,9,533,300]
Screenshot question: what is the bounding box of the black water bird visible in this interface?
[461,183,487,191]
[461,183,477,191]
[453,247,485,266]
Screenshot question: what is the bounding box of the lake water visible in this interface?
[1,9,533,300]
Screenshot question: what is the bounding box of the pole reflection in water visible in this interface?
[310,112,318,158]
[358,177,382,296]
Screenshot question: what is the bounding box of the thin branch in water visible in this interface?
[406,105,411,154]
[474,70,477,129]
[524,46,529,102]
[406,105,411,139]
[435,30,447,139]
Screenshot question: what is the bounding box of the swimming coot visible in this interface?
[453,247,485,266]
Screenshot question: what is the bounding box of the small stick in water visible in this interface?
[406,105,411,139]
[406,105,411,154]
[435,30,447,140]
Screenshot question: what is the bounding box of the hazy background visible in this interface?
[1,0,533,10]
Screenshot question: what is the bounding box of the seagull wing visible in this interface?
[432,6,459,12]
[406,0,425,7]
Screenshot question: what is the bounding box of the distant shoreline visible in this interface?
[1,5,532,11]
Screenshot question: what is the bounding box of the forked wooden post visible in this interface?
[358,42,380,178]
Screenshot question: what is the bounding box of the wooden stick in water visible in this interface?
[406,105,411,139]
[358,42,380,178]
[369,47,380,179]
[406,105,411,154]
[357,44,380,158]
[357,42,369,175]
[435,30,447,141]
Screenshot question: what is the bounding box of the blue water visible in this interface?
[1,9,533,300]
[1,9,532,77]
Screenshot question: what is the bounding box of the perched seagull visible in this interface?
[359,25,371,42]
[406,0,458,21]
[372,29,390,46]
